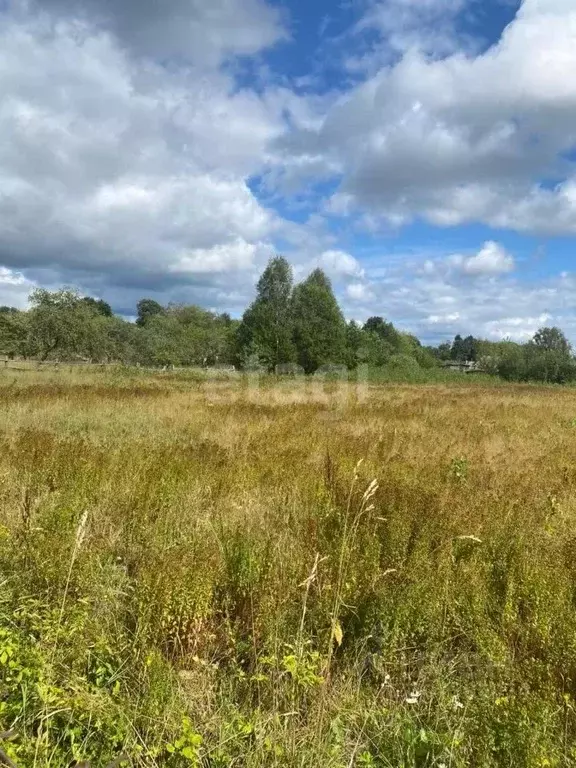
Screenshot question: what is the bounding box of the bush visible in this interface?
[495,345,576,384]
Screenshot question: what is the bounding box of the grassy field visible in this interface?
[2,369,576,766]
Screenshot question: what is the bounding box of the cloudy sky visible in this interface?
[1,0,576,342]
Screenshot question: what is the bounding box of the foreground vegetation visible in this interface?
[2,369,576,765]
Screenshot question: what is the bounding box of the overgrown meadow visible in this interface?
[2,368,576,766]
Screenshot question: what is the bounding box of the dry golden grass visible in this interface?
[1,369,576,766]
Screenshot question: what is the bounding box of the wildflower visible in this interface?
[405,691,421,705]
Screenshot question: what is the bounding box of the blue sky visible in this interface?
[0,0,575,343]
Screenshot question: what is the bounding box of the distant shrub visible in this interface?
[275,362,305,376]
[387,353,421,373]
[314,364,349,380]
[495,345,576,384]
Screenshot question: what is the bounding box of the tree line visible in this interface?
[0,257,574,383]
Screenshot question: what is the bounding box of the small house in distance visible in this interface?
[441,360,485,374]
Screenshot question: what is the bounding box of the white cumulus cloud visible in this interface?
[450,241,515,276]
[346,282,374,302]
[280,0,576,235]
[0,3,290,311]
[319,250,365,279]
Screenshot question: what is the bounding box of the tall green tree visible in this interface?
[80,296,113,317]
[27,288,110,361]
[237,256,295,370]
[136,298,165,327]
[135,303,238,367]
[357,331,395,367]
[522,327,575,383]
[345,320,364,368]
[292,269,347,373]
[363,317,402,350]
[435,342,453,361]
[0,308,28,358]
[168,304,234,365]
[532,327,572,355]
[450,334,480,362]
[451,334,465,361]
